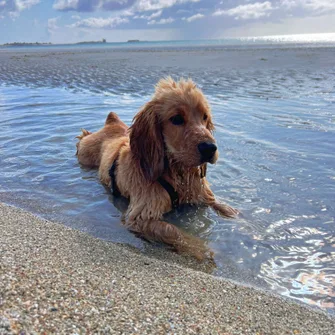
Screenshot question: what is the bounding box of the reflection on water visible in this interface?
[0,46,335,314]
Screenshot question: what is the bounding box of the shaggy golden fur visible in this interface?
[76,77,238,259]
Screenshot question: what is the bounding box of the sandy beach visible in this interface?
[1,202,334,334]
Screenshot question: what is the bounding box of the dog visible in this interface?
[76,77,238,259]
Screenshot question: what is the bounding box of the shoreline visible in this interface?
[1,202,334,334]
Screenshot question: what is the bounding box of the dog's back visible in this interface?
[76,112,128,167]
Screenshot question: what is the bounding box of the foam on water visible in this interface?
[0,44,334,313]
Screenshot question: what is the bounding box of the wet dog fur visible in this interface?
[76,77,238,259]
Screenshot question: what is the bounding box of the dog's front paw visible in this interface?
[212,202,239,218]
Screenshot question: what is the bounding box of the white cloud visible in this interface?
[135,0,199,12]
[211,1,335,24]
[16,0,40,10]
[53,0,135,12]
[0,0,40,18]
[279,0,335,15]
[279,0,297,9]
[53,0,79,11]
[183,13,204,22]
[219,13,335,38]
[71,14,81,19]
[147,9,162,19]
[53,0,199,12]
[299,0,335,14]
[213,1,274,20]
[134,9,162,19]
[70,16,129,29]
[147,17,174,24]
[120,8,135,16]
[48,17,60,34]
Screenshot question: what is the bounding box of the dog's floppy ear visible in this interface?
[207,119,215,133]
[206,112,215,134]
[130,101,165,182]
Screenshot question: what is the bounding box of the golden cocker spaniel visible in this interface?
[76,77,238,259]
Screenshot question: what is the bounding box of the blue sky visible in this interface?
[1,0,335,43]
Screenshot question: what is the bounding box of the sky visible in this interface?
[1,0,335,44]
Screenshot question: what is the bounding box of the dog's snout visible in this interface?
[198,142,217,162]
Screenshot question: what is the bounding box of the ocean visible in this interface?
[0,34,334,313]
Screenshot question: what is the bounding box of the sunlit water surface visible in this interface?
[0,43,334,313]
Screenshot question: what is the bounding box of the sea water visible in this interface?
[0,36,334,312]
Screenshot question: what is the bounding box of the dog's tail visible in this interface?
[76,128,91,141]
[75,128,92,155]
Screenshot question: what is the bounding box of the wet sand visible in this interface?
[1,202,334,334]
[1,46,334,97]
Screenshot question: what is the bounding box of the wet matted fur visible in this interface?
[76,77,238,259]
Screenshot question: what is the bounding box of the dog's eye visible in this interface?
[203,114,208,121]
[170,115,184,125]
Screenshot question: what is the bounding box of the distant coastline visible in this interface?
[1,33,335,48]
[1,38,108,47]
[3,42,52,47]
[1,38,145,48]
[76,38,107,45]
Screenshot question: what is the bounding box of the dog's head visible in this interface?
[130,77,218,182]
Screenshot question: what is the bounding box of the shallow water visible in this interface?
[0,44,335,313]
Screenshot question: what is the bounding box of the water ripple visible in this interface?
[0,46,335,314]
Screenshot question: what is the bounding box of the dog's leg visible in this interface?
[200,180,239,218]
[211,202,239,218]
[126,219,212,260]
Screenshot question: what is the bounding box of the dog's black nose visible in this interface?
[198,142,217,162]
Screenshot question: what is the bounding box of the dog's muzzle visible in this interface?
[198,142,217,163]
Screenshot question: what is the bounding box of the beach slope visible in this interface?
[1,202,334,334]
